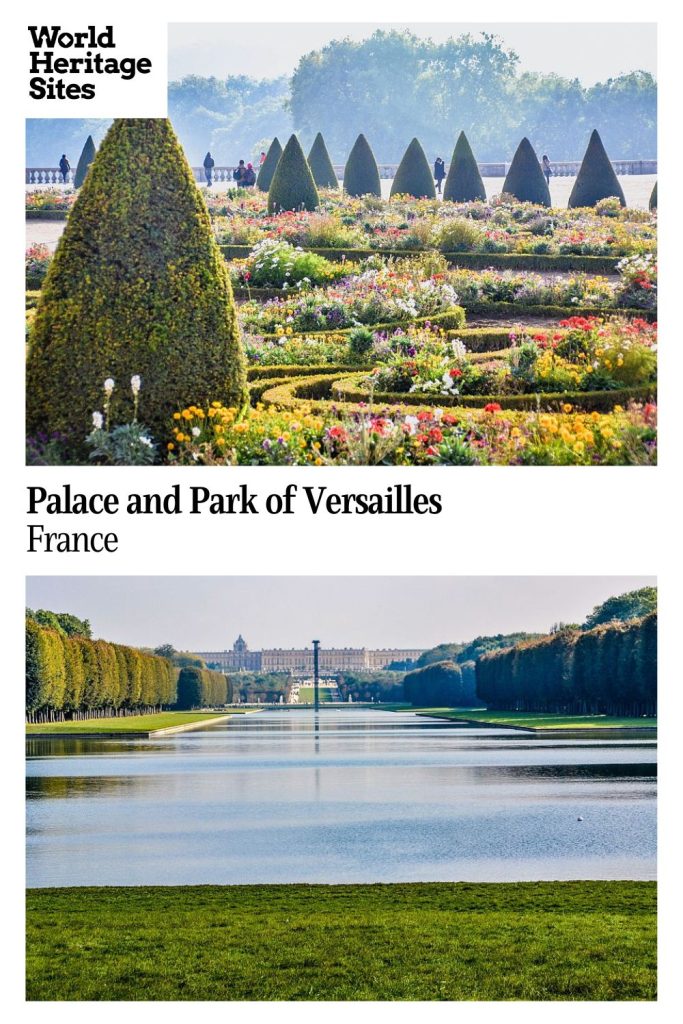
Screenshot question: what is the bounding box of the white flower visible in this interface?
[140,436,153,448]
[92,411,103,430]
[433,408,443,422]
[103,378,115,396]
[191,426,201,437]
[130,374,141,395]
[404,415,419,435]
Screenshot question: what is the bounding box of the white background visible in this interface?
[3,1,681,1020]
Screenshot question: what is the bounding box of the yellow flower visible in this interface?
[614,405,624,414]
[562,403,573,414]
[167,443,175,451]
[510,427,522,438]
[173,412,181,421]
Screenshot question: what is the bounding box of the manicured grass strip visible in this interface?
[297,687,335,703]
[26,881,656,1001]
[417,710,657,731]
[25,712,232,736]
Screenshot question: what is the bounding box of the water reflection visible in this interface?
[26,709,656,888]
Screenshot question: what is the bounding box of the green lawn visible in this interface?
[415,710,657,730]
[25,712,232,735]
[297,687,335,703]
[26,882,655,1001]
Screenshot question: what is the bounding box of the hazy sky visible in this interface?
[168,23,656,85]
[26,577,655,652]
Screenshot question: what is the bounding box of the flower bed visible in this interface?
[165,395,657,466]
[208,190,656,259]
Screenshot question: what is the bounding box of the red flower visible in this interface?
[484,403,502,413]
[449,368,463,378]
[429,428,444,443]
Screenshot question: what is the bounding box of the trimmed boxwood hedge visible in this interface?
[502,138,551,207]
[26,118,247,451]
[256,137,283,192]
[253,306,467,342]
[568,130,626,209]
[307,132,339,189]
[25,209,69,220]
[220,244,623,275]
[343,134,381,197]
[390,138,436,199]
[313,373,657,414]
[74,134,96,188]
[443,132,486,203]
[268,134,320,213]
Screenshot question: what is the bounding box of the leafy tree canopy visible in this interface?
[584,587,657,630]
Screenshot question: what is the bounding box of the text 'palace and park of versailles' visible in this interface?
[25,575,657,1001]
[25,21,657,468]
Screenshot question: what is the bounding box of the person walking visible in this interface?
[203,151,215,187]
[259,151,267,167]
[58,154,71,184]
[542,155,553,187]
[434,156,446,195]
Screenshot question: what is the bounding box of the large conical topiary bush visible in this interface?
[649,181,657,211]
[256,137,282,192]
[568,129,626,208]
[267,134,319,213]
[343,134,381,197]
[307,132,339,188]
[26,118,247,456]
[390,138,436,199]
[73,135,96,188]
[443,131,486,202]
[502,138,551,206]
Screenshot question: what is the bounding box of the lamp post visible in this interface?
[313,639,320,712]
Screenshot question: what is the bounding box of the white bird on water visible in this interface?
[577,816,584,822]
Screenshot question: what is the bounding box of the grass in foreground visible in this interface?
[26,881,656,1001]
[25,712,231,735]
[416,711,657,730]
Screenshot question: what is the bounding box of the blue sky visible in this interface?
[26,576,655,651]
[168,23,656,84]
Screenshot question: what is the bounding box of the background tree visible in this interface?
[583,587,657,629]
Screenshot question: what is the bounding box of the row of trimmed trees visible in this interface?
[175,667,232,709]
[261,128,639,210]
[26,618,177,722]
[475,613,657,716]
[403,660,478,707]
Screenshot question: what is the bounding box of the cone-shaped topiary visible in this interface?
[502,138,551,206]
[267,134,320,214]
[73,135,96,188]
[307,132,339,189]
[649,181,657,211]
[568,130,626,208]
[26,118,247,457]
[256,137,282,192]
[343,134,381,197]
[443,131,486,202]
[390,138,436,199]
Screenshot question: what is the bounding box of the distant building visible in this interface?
[195,636,424,675]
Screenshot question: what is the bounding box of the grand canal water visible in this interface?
[26,709,656,888]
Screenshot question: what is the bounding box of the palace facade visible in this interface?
[195,636,425,674]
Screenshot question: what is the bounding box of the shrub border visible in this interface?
[220,243,628,273]
[25,210,69,220]
[258,370,656,416]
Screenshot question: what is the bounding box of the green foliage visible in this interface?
[267,134,320,213]
[416,633,540,668]
[568,130,626,208]
[443,132,486,202]
[175,667,229,708]
[256,137,283,192]
[25,619,176,718]
[26,118,247,456]
[73,135,96,188]
[28,608,92,638]
[347,326,375,361]
[649,181,657,210]
[502,138,551,206]
[476,613,657,715]
[403,660,468,706]
[390,138,436,199]
[228,673,289,703]
[336,671,404,703]
[584,587,657,629]
[307,132,339,188]
[342,134,381,197]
